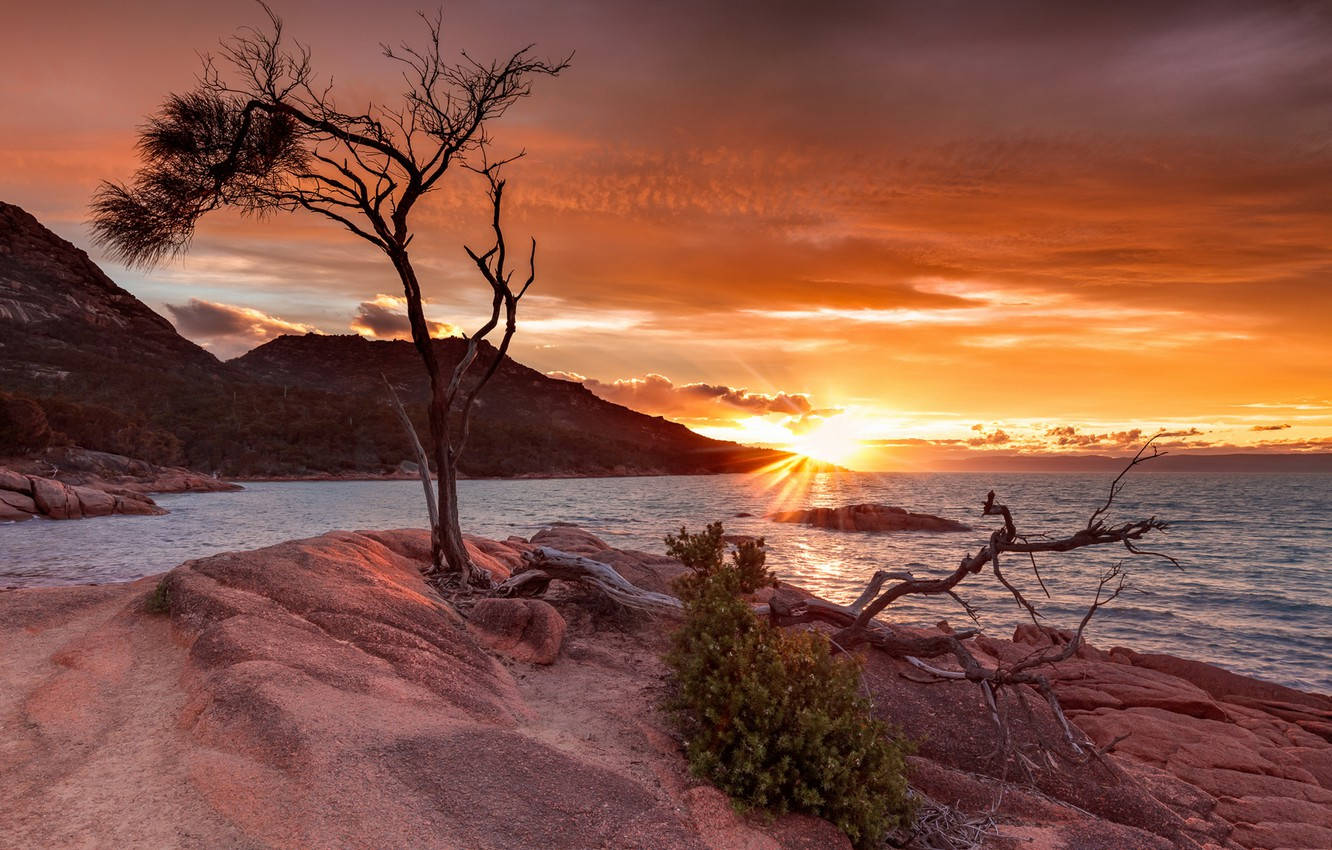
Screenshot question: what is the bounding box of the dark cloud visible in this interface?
[349,295,460,340]
[1251,423,1291,431]
[165,298,313,358]
[553,372,816,420]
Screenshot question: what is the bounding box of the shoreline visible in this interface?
[4,524,1330,849]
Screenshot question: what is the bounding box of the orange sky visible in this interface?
[3,0,1330,468]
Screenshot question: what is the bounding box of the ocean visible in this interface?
[3,471,1329,692]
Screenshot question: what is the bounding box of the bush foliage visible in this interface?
[665,525,914,848]
[665,521,777,595]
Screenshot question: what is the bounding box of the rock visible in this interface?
[1129,651,1332,713]
[73,486,116,517]
[355,528,523,582]
[6,469,164,519]
[1048,657,1229,720]
[0,499,34,521]
[0,530,710,850]
[1,489,38,513]
[113,494,166,516]
[530,524,612,556]
[468,598,567,665]
[0,468,33,493]
[28,475,73,518]
[766,503,970,533]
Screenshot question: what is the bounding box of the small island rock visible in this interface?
[767,503,971,533]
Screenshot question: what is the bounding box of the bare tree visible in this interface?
[90,5,569,586]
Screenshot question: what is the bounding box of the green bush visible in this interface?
[665,563,914,848]
[666,521,777,595]
[144,578,171,614]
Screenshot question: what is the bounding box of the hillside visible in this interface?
[0,201,790,477]
[0,203,220,382]
[230,333,782,475]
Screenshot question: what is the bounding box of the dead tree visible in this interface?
[90,5,568,586]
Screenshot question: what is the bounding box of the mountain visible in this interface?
[0,202,790,477]
[0,202,220,383]
[230,333,783,476]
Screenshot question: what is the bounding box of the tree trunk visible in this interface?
[391,247,480,585]
[437,452,489,586]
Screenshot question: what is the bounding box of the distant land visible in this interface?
[936,453,1332,474]
[0,201,791,478]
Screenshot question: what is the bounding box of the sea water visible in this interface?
[3,472,1329,692]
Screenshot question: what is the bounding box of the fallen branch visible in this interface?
[494,547,683,612]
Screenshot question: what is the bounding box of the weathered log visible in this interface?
[494,547,683,612]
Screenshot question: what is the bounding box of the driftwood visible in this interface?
[495,547,683,612]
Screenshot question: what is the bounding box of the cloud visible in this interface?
[1251,423,1292,431]
[349,295,461,341]
[966,426,1012,447]
[1044,425,1146,448]
[552,372,817,420]
[166,298,316,358]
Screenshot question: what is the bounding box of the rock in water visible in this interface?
[767,503,970,532]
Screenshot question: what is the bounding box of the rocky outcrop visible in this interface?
[0,467,164,520]
[0,449,240,520]
[767,503,971,533]
[3,525,1328,850]
[0,527,846,849]
[467,598,567,664]
[900,622,1332,850]
[12,447,241,495]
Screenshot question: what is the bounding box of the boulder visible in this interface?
[467,598,567,665]
[0,499,34,521]
[0,468,33,493]
[29,475,75,518]
[1,489,38,513]
[113,494,166,516]
[530,524,613,555]
[73,486,116,517]
[766,503,970,533]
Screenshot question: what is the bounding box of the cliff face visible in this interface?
[0,202,788,477]
[0,202,220,385]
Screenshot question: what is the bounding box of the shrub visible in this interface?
[666,521,777,595]
[665,563,914,848]
[144,578,171,614]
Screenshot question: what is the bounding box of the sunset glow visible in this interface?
[4,0,1330,469]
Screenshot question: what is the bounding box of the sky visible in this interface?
[3,0,1330,469]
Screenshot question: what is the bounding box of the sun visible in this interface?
[788,416,862,466]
